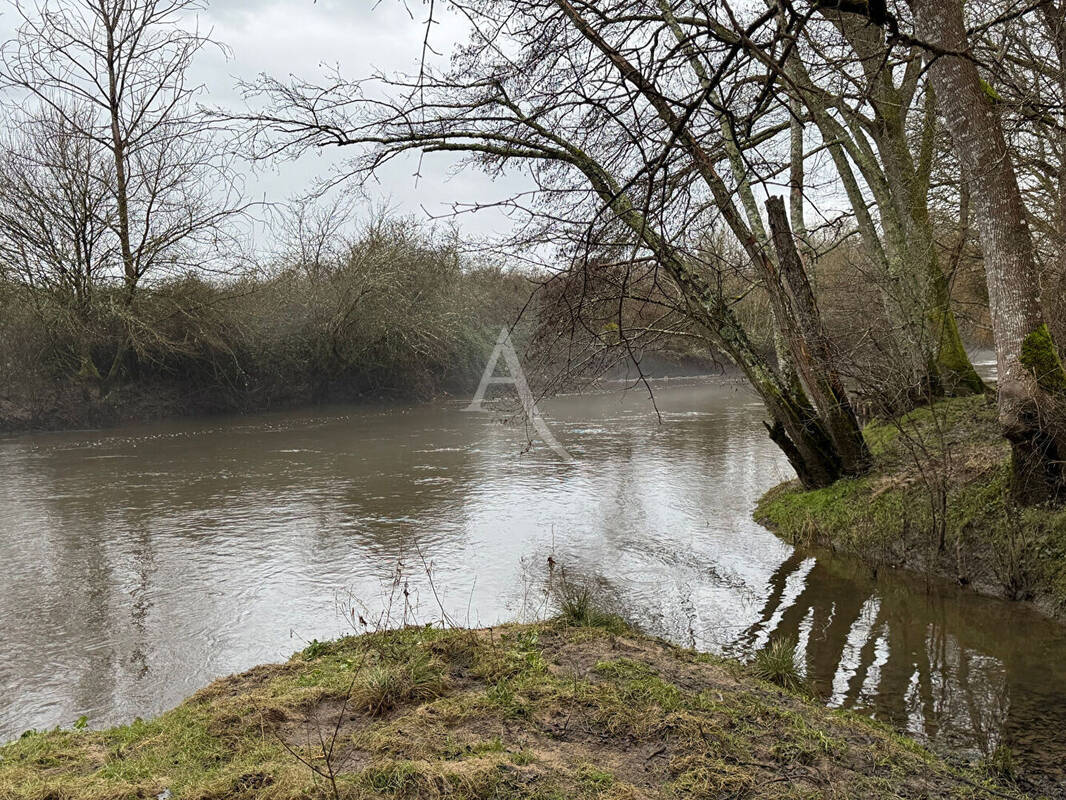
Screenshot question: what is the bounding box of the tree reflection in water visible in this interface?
[733,551,1066,784]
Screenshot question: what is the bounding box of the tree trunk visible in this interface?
[765,196,871,475]
[912,0,1066,504]
[710,301,850,489]
[1041,0,1066,350]
[104,15,136,304]
[788,99,810,261]
[103,13,136,384]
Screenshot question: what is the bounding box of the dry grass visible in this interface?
[0,618,1029,799]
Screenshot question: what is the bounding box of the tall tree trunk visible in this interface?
[103,12,135,386]
[789,99,810,261]
[912,0,1066,504]
[765,196,871,475]
[104,17,136,303]
[1041,0,1066,349]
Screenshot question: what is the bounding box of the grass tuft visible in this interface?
[354,651,447,716]
[750,636,807,693]
[980,743,1017,784]
[554,582,629,633]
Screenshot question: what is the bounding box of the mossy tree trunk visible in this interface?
[781,16,985,401]
[913,0,1066,504]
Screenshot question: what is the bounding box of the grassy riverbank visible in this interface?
[0,613,1028,800]
[756,395,1066,620]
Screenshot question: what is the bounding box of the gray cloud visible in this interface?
[193,0,525,244]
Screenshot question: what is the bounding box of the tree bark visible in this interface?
[765,196,871,475]
[104,13,136,303]
[912,0,1066,504]
[788,99,809,260]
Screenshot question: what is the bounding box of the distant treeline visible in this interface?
[0,210,998,434]
[0,219,535,432]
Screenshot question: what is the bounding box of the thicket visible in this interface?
[0,218,531,431]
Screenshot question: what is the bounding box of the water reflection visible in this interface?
[730,553,1066,783]
[0,378,1064,786]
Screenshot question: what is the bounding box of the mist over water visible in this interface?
[2,376,1065,783]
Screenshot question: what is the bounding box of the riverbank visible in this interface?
[0,222,531,437]
[0,374,467,436]
[0,352,728,437]
[756,395,1066,622]
[0,614,1032,799]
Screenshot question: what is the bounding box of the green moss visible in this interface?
[979,78,1004,104]
[755,475,896,552]
[932,309,987,396]
[1020,323,1066,393]
[0,704,309,799]
[861,394,996,461]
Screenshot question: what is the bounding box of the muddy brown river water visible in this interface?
[2,377,1065,786]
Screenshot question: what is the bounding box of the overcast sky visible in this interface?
[0,0,521,249]
[194,0,523,244]
[0,0,845,254]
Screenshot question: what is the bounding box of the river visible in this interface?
[2,376,1065,785]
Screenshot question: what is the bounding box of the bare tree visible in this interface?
[791,19,983,398]
[659,1,985,402]
[907,0,1066,503]
[0,106,115,318]
[236,0,872,488]
[277,194,358,281]
[0,0,243,304]
[0,0,247,381]
[0,105,117,377]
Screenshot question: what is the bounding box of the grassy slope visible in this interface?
[756,395,1066,619]
[0,617,1030,800]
